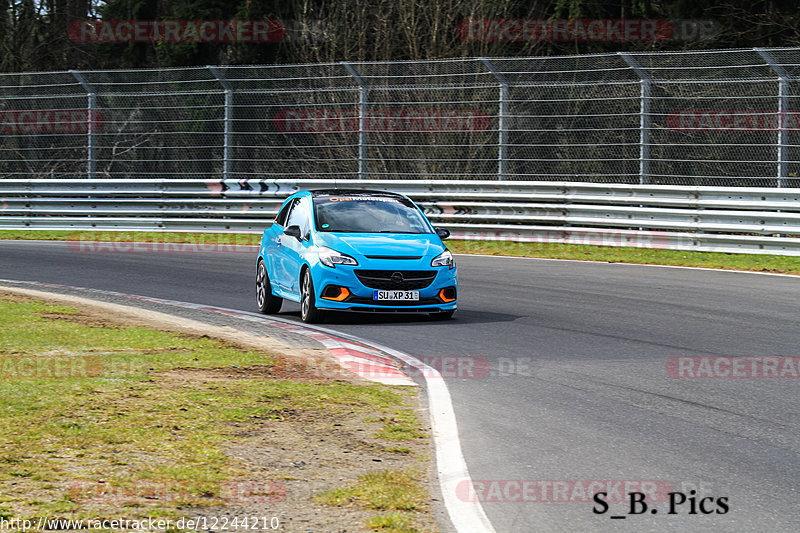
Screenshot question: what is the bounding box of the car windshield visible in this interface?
[313,194,433,234]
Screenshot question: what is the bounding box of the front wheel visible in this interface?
[256,260,282,314]
[300,269,324,324]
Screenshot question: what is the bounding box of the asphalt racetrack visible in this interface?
[1,240,798,532]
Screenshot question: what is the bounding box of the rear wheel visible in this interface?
[256,260,282,314]
[300,269,324,324]
[430,310,455,320]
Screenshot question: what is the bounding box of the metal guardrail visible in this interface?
[1,179,799,256]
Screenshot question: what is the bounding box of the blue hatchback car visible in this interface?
[256,189,457,323]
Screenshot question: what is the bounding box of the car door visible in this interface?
[267,198,295,291]
[278,195,311,294]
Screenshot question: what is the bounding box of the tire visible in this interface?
[256,260,282,314]
[300,269,324,324]
[430,310,455,320]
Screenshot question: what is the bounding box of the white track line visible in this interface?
[456,252,800,278]
[183,303,414,386]
[221,309,498,533]
[0,279,495,533]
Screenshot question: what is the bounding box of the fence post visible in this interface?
[755,48,790,188]
[481,58,509,181]
[618,53,650,185]
[341,62,368,179]
[69,70,96,179]
[208,66,234,180]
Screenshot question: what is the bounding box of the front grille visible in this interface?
[355,270,437,290]
[364,255,422,260]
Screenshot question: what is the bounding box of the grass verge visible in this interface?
[447,240,800,275]
[315,470,430,532]
[0,296,432,531]
[0,230,797,275]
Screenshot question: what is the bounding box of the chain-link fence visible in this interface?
[1,47,798,186]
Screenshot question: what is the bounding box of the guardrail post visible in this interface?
[341,62,368,179]
[481,58,509,181]
[618,53,651,185]
[208,66,234,180]
[69,70,97,179]
[755,48,790,188]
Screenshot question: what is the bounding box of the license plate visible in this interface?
[373,290,419,301]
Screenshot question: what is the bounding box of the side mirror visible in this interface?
[435,227,450,240]
[284,225,303,241]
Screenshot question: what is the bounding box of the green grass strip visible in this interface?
[0,298,421,522]
[446,240,800,275]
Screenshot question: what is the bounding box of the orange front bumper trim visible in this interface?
[439,288,456,303]
[322,287,350,301]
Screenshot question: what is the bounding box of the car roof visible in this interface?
[308,189,408,200]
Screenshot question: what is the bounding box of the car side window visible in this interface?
[286,196,311,237]
[275,199,295,226]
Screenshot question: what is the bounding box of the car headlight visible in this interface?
[431,249,454,269]
[318,246,358,268]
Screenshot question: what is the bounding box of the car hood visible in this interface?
[314,232,445,258]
